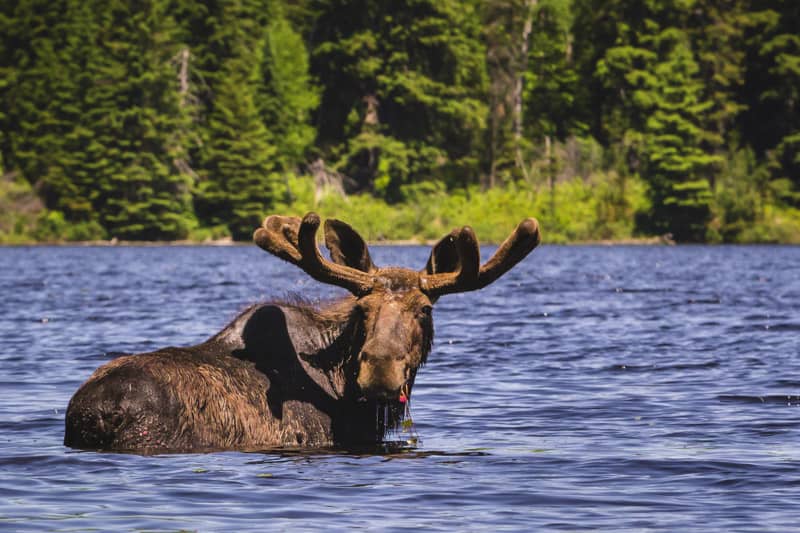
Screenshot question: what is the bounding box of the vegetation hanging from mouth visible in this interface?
[374,386,419,447]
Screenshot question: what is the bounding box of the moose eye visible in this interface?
[419,305,433,317]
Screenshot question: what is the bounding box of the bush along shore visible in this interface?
[3,173,799,245]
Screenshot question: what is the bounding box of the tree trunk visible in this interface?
[513,0,537,176]
[177,48,190,108]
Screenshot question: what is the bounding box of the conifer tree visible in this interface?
[84,0,196,239]
[309,0,488,197]
[741,1,800,201]
[3,1,82,215]
[0,3,19,180]
[522,0,581,212]
[523,0,579,143]
[592,2,719,240]
[691,0,750,177]
[194,0,278,239]
[642,37,719,241]
[482,0,538,186]
[260,2,319,172]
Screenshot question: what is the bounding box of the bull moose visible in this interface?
[64,212,540,452]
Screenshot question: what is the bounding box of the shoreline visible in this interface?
[8,236,790,247]
[0,235,670,247]
[5,232,800,247]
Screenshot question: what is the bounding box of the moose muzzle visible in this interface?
[356,348,409,400]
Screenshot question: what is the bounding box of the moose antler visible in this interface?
[254,213,374,295]
[420,218,540,298]
[475,217,540,289]
[253,214,302,263]
[256,213,540,299]
[419,226,481,297]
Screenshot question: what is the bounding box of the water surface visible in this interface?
[1,244,799,531]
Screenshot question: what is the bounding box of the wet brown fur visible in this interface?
[64,294,430,452]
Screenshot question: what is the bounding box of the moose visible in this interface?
[64,213,540,452]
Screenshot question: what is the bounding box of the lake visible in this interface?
[1,243,799,531]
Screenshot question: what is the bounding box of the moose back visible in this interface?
[64,213,540,452]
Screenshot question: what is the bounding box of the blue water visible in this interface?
[1,244,799,531]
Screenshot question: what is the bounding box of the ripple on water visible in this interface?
[1,244,800,531]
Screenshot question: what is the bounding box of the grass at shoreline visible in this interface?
[3,174,800,245]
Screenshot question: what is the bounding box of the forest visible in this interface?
[0,0,798,244]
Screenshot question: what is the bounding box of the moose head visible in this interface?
[254,212,540,404]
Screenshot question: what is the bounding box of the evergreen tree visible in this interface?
[260,2,319,172]
[85,0,196,239]
[0,3,17,180]
[642,37,720,241]
[522,0,581,215]
[690,0,750,176]
[309,0,488,198]
[523,0,580,143]
[741,1,800,201]
[4,0,197,239]
[53,0,111,229]
[592,1,719,241]
[2,1,84,216]
[1,1,111,239]
[194,0,278,239]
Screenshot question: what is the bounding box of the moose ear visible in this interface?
[324,219,376,273]
[424,229,462,274]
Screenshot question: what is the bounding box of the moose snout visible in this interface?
[356,350,409,399]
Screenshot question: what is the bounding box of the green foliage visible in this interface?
[309,0,488,195]
[197,66,277,239]
[739,2,800,202]
[0,172,41,243]
[276,171,648,243]
[642,39,720,241]
[260,3,320,170]
[0,174,108,243]
[523,0,581,140]
[588,3,723,240]
[1,0,799,243]
[2,0,90,218]
[194,0,279,240]
[90,1,196,239]
[710,148,766,241]
[30,210,107,242]
[691,0,750,158]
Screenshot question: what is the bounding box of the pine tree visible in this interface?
[522,0,581,215]
[0,3,17,180]
[523,0,580,142]
[2,1,84,216]
[482,0,538,186]
[591,1,719,241]
[309,0,488,198]
[85,0,196,239]
[741,1,800,201]
[194,0,278,240]
[643,37,720,241]
[259,2,319,172]
[0,1,109,239]
[690,0,750,176]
